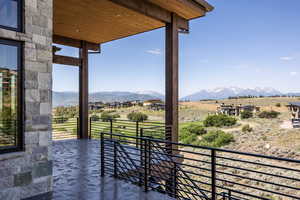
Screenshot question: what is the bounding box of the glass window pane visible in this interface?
[0,0,18,29]
[0,42,19,148]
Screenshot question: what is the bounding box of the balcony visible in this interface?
[53,139,174,200]
[52,120,300,200]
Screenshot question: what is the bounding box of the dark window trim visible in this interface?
[0,38,24,154]
[0,0,23,32]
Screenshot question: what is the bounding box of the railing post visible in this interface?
[110,119,113,140]
[77,117,79,139]
[144,139,149,192]
[136,121,139,148]
[172,162,178,198]
[211,149,216,200]
[100,132,105,177]
[89,117,92,139]
[113,141,118,178]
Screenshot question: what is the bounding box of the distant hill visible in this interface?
[53,91,164,107]
[181,87,289,101]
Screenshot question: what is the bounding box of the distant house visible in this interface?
[143,99,163,106]
[287,102,300,119]
[89,101,104,110]
[143,99,165,111]
[217,103,260,116]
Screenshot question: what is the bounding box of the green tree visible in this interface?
[127,112,148,122]
[100,111,120,122]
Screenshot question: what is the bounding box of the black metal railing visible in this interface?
[100,132,300,200]
[52,117,78,140]
[90,119,165,140]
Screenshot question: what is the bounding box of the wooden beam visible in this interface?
[53,55,81,66]
[53,35,100,51]
[165,13,179,146]
[79,41,89,139]
[109,0,189,30]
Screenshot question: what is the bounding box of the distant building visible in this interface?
[287,102,300,119]
[143,99,165,111]
[287,102,300,128]
[89,101,104,110]
[217,103,260,116]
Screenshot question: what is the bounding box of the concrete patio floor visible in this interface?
[53,139,174,200]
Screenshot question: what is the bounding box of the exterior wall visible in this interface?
[0,0,53,199]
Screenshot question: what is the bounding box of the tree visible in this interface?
[100,111,120,122]
[127,112,148,122]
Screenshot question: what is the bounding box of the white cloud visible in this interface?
[146,49,162,55]
[280,56,294,61]
[290,71,298,76]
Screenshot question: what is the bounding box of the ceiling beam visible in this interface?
[109,0,189,31]
[53,35,100,51]
[53,55,81,66]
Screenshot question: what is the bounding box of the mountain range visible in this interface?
[53,91,164,107]
[53,87,300,107]
[181,87,300,101]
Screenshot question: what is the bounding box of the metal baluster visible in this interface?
[211,149,217,200]
[100,132,105,177]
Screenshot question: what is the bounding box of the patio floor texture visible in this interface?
[53,139,174,200]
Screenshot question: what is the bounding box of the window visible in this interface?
[0,39,23,153]
[0,0,23,31]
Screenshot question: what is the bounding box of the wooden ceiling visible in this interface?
[53,0,212,44]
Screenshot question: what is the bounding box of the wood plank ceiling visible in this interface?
[53,0,210,44]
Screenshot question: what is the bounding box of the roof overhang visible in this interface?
[53,0,213,44]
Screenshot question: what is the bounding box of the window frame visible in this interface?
[0,0,23,32]
[0,38,24,154]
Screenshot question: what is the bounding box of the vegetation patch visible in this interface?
[203,114,237,127]
[180,124,207,145]
[101,111,120,122]
[127,112,148,122]
[240,110,253,119]
[258,111,280,119]
[242,124,253,133]
[199,130,234,148]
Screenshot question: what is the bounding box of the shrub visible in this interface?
[242,124,253,133]
[90,114,100,121]
[258,111,280,119]
[100,111,120,122]
[275,103,281,107]
[203,114,237,127]
[240,110,253,119]
[199,130,234,147]
[179,124,207,144]
[53,117,68,124]
[127,112,148,122]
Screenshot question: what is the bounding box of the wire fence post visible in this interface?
[100,132,105,177]
[211,149,217,200]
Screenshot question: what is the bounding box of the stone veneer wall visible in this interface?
[0,0,53,199]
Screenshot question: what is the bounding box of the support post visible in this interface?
[165,13,179,150]
[79,41,89,139]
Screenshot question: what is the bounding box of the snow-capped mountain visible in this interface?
[135,90,164,99]
[181,87,283,101]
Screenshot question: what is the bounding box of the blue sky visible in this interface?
[53,0,300,97]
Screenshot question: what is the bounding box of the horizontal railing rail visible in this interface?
[100,132,300,200]
[52,117,78,140]
[90,118,165,141]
